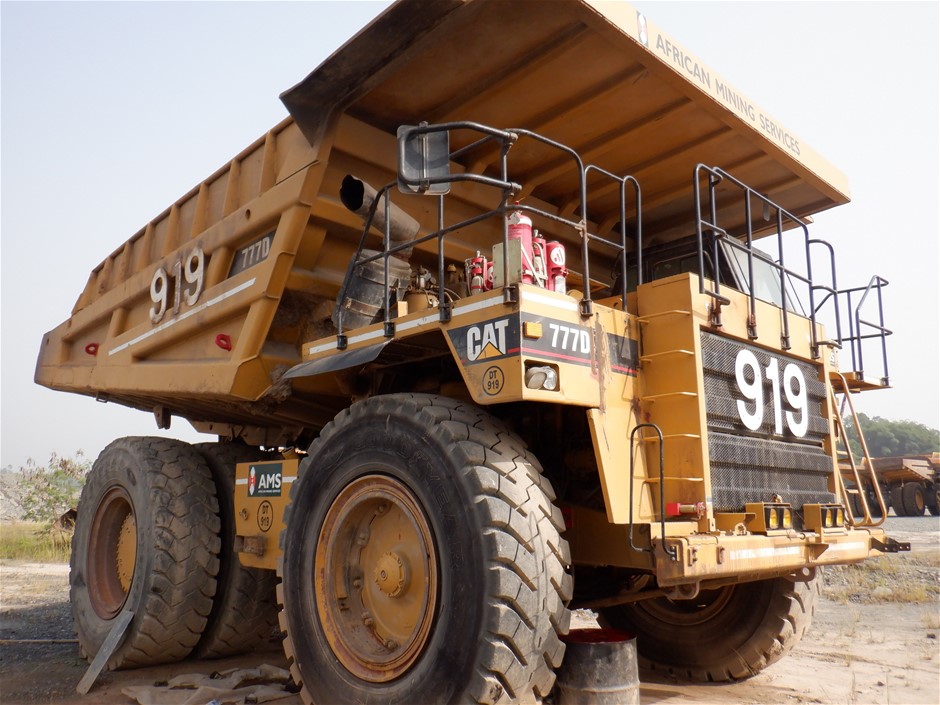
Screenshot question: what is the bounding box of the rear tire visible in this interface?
[890,485,907,517]
[193,441,280,658]
[278,393,572,704]
[599,576,819,682]
[70,437,220,669]
[848,488,865,518]
[927,485,940,517]
[901,483,926,517]
[866,484,885,517]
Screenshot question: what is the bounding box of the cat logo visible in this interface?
[467,319,510,361]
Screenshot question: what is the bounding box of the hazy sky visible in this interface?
[2,1,938,471]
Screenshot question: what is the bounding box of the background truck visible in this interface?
[844,454,940,517]
[35,1,903,703]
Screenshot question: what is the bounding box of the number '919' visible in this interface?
[150,247,205,323]
[734,348,808,438]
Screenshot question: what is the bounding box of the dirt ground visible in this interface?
[1,522,937,705]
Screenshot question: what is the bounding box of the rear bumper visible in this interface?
[653,528,904,587]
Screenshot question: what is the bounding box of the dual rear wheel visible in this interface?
[891,482,928,517]
[70,437,278,668]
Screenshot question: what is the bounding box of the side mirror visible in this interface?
[397,124,450,195]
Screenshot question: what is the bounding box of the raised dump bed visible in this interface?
[36,0,856,447]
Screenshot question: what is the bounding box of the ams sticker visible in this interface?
[248,463,283,497]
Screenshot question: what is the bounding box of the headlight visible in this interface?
[524,365,558,391]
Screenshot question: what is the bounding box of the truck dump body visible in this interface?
[36,0,852,440]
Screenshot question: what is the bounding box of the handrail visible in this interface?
[628,423,678,561]
[846,275,892,385]
[333,122,644,346]
[692,164,891,381]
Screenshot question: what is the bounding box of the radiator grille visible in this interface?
[701,332,834,512]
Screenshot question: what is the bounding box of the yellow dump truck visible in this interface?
[844,454,940,517]
[36,1,904,702]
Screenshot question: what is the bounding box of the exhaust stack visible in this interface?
[334,175,421,330]
[340,175,420,260]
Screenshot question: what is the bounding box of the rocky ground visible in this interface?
[0,518,937,705]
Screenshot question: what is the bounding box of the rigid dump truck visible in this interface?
[36,1,904,703]
[844,454,940,517]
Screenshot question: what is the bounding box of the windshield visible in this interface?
[723,241,807,316]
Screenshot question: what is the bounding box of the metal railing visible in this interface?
[332,122,642,342]
[693,164,891,383]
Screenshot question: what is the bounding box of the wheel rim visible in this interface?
[87,487,136,619]
[637,585,735,626]
[315,474,438,682]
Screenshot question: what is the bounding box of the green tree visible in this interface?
[844,415,940,458]
[17,451,90,522]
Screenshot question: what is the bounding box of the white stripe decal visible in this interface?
[823,541,867,553]
[522,291,579,311]
[729,546,802,561]
[109,278,257,356]
[307,296,507,355]
[237,476,294,485]
[307,340,339,355]
[451,297,506,316]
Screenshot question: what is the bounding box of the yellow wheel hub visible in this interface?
[115,513,137,593]
[315,475,437,683]
[87,487,136,619]
[374,551,408,598]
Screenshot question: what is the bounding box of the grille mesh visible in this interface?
[701,332,834,512]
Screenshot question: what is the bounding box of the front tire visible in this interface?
[70,437,221,669]
[599,576,819,682]
[901,483,926,517]
[278,394,572,704]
